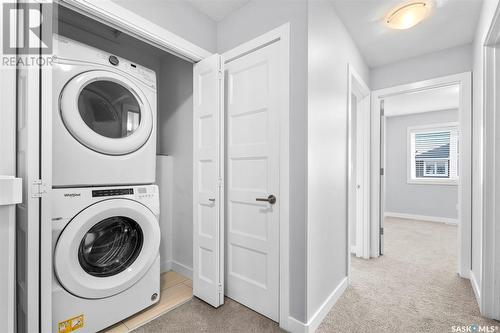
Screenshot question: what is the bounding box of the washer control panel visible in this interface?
[53,185,159,218]
[92,188,133,197]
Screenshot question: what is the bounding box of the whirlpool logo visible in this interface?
[63,193,81,198]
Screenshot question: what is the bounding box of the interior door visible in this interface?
[192,54,224,308]
[225,42,280,321]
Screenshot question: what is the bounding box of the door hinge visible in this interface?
[380,109,385,117]
[217,177,223,188]
[218,283,223,293]
[218,70,223,80]
[380,168,384,176]
[380,227,384,235]
[31,179,47,198]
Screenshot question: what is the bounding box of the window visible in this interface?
[408,124,459,184]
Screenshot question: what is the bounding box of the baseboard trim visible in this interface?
[287,316,307,333]
[470,270,481,311]
[384,212,458,225]
[306,277,348,333]
[171,260,193,280]
[160,259,172,273]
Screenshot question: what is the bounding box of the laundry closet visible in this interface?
[47,5,198,331]
[56,5,195,277]
[14,2,289,332]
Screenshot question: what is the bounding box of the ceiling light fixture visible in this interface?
[385,2,431,30]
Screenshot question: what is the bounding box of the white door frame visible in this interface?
[0,1,20,331]
[370,72,472,279]
[222,23,290,330]
[347,64,370,264]
[482,4,500,320]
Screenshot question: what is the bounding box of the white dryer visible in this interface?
[52,185,160,333]
[52,34,157,187]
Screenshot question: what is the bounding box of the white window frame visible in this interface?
[407,122,459,185]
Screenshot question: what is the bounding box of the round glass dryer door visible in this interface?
[54,199,160,299]
[60,70,153,155]
[78,81,141,139]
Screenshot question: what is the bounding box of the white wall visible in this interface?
[217,0,309,322]
[157,55,194,274]
[370,44,473,90]
[307,0,369,323]
[385,110,459,221]
[471,0,500,304]
[111,0,217,53]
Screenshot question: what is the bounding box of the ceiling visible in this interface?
[331,0,483,68]
[384,84,460,117]
[187,0,250,21]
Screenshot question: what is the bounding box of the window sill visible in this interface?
[407,179,459,186]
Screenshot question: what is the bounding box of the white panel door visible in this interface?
[193,54,224,308]
[225,43,280,321]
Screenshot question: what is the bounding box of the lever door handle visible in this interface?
[209,198,215,202]
[256,194,276,204]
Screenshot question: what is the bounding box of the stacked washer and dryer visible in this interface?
[51,35,161,333]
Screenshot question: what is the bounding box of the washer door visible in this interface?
[54,199,160,299]
[60,70,153,155]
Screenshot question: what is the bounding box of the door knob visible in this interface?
[256,194,276,204]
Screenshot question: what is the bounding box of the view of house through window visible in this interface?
[408,125,459,183]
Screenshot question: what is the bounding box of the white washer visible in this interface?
[52,185,160,333]
[52,34,157,187]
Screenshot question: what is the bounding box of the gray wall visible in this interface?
[307,0,370,319]
[385,110,459,220]
[370,44,473,90]
[217,0,309,322]
[157,56,194,271]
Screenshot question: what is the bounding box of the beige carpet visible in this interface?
[131,297,282,332]
[133,217,498,332]
[318,217,499,333]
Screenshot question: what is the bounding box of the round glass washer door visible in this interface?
[54,199,160,299]
[60,70,153,155]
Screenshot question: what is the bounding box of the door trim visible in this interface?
[222,23,290,330]
[347,64,370,269]
[482,2,500,319]
[370,72,473,279]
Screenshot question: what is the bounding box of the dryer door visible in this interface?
[54,199,160,299]
[60,70,153,155]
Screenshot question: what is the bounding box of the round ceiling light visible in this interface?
[385,2,431,30]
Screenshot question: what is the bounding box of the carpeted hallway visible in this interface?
[134,217,498,332]
[317,217,499,333]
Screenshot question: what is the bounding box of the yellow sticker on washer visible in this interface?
[58,314,84,333]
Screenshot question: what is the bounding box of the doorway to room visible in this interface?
[371,73,472,278]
